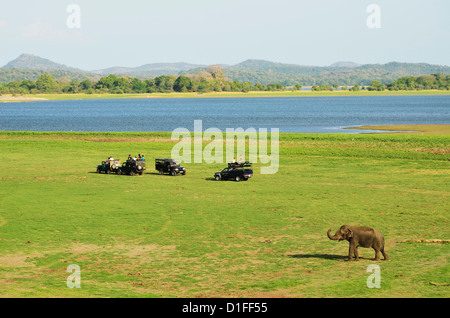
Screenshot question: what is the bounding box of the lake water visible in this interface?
[0,95,449,133]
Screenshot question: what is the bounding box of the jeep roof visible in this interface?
[155,158,179,164]
[228,162,252,168]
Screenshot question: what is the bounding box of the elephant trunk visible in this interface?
[327,229,339,240]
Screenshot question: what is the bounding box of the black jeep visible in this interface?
[119,159,146,176]
[155,158,186,176]
[97,159,121,174]
[214,162,253,182]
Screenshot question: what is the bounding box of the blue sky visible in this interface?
[0,0,449,70]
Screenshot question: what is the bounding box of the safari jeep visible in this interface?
[97,159,121,174]
[119,159,146,176]
[214,162,253,182]
[155,158,186,176]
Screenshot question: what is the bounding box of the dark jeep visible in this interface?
[214,162,253,182]
[119,159,146,176]
[97,159,121,174]
[155,158,186,176]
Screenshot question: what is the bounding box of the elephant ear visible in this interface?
[347,228,353,238]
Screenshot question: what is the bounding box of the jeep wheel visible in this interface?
[215,175,221,181]
[171,170,177,176]
[97,168,101,173]
[106,169,111,174]
[235,176,241,182]
[117,170,122,175]
[159,170,163,175]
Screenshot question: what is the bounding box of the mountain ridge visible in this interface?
[2,54,84,72]
[91,62,207,76]
[1,54,449,86]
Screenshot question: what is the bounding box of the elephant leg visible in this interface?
[348,243,359,261]
[373,248,381,261]
[381,247,389,260]
[347,244,353,261]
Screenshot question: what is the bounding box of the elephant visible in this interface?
[327,225,389,261]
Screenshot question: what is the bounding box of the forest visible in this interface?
[0,66,448,95]
[0,66,290,95]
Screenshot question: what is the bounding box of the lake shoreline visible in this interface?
[1,124,449,136]
[1,89,450,102]
[346,124,450,135]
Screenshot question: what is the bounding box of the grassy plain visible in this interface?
[1,89,450,102]
[0,130,448,298]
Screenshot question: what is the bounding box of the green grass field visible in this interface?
[0,129,448,298]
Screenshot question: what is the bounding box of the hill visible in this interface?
[2,54,83,72]
[92,62,206,77]
[329,61,361,68]
[0,54,99,84]
[1,54,449,86]
[219,59,450,86]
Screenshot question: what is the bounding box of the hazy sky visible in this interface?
[0,0,449,70]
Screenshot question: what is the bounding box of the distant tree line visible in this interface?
[0,68,96,84]
[0,69,448,95]
[0,66,294,95]
[311,73,449,92]
[385,73,450,91]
